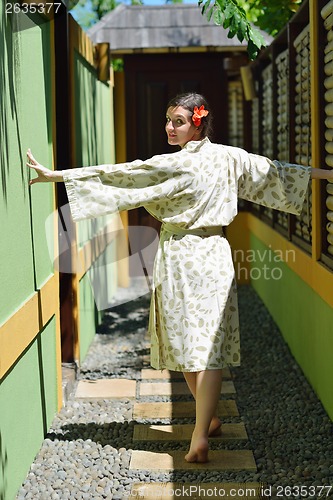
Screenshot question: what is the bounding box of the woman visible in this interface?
[27,92,333,463]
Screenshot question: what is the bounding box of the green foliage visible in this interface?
[199,0,266,60]
[90,0,119,19]
[247,0,303,36]
[199,0,304,59]
[72,0,118,29]
[112,58,124,72]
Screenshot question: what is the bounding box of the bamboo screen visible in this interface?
[292,24,312,247]
[250,96,261,215]
[251,97,260,155]
[321,0,333,258]
[276,48,290,232]
[261,63,274,223]
[228,80,244,148]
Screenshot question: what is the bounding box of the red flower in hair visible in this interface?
[192,105,209,127]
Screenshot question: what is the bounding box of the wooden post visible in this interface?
[54,3,79,365]
[114,71,130,287]
[96,43,110,82]
[310,0,324,260]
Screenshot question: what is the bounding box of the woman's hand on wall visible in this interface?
[311,167,333,180]
[27,149,64,184]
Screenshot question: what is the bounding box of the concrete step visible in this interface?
[139,380,235,397]
[132,422,248,442]
[75,378,136,399]
[129,449,257,472]
[140,367,232,380]
[133,400,239,419]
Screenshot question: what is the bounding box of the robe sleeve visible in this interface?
[62,153,192,222]
[234,148,312,215]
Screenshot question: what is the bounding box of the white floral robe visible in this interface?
[63,138,311,372]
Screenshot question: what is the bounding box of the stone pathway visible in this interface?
[17,284,333,499]
[128,367,261,497]
[74,364,262,497]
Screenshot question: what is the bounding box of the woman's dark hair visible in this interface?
[166,92,213,139]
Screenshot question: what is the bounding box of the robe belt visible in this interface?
[162,223,225,237]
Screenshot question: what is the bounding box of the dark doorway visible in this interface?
[124,52,228,275]
[125,53,228,160]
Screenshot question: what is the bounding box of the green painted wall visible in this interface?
[74,50,114,169]
[79,241,118,362]
[73,49,118,362]
[0,319,58,500]
[249,234,333,421]
[0,7,58,499]
[0,10,54,324]
[79,272,97,362]
[74,49,115,255]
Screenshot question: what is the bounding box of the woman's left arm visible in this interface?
[235,148,331,216]
[311,168,333,180]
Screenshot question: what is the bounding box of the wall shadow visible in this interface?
[0,12,12,204]
[0,431,8,500]
[0,10,26,204]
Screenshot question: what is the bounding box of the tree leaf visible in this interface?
[222,17,231,28]
[247,38,260,60]
[227,28,237,39]
[227,13,239,38]
[206,6,214,21]
[248,25,266,49]
[202,0,212,16]
[224,2,236,19]
[213,5,224,25]
[215,0,226,9]
[236,17,247,42]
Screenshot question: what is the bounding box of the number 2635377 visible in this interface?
[5,3,61,15]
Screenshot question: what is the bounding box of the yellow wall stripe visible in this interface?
[0,275,59,379]
[247,213,333,308]
[77,217,122,281]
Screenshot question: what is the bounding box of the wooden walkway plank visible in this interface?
[75,379,136,399]
[129,449,257,472]
[132,422,248,441]
[133,400,239,419]
[129,482,268,499]
[141,367,232,380]
[139,380,235,397]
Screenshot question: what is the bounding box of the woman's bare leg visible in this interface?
[184,369,223,463]
[183,371,222,436]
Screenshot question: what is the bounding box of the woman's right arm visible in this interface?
[27,149,64,184]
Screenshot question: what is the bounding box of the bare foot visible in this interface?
[185,435,209,463]
[208,416,222,437]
